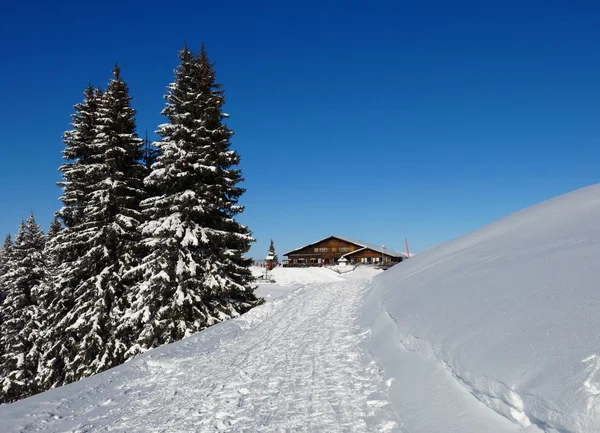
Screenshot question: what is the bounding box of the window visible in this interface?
[338,247,349,252]
[314,247,328,252]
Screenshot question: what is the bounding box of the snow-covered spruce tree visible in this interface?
[33,217,61,390]
[124,44,261,355]
[39,66,146,388]
[0,234,13,304]
[37,85,105,389]
[65,64,147,379]
[0,234,13,378]
[41,217,61,285]
[268,239,279,266]
[0,214,46,403]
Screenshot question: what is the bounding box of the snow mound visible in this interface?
[363,183,600,433]
[252,265,380,286]
[253,265,382,301]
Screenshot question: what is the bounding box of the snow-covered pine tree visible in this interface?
[0,234,13,376]
[268,239,279,267]
[47,217,61,239]
[0,234,13,304]
[64,65,145,380]
[66,64,146,379]
[0,214,46,403]
[124,44,261,356]
[41,217,61,287]
[39,66,146,388]
[37,85,105,390]
[57,85,104,232]
[33,217,61,391]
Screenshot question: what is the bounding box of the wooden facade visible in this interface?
[284,236,407,267]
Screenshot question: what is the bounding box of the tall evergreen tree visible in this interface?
[34,217,61,389]
[56,85,104,232]
[42,217,62,275]
[64,64,145,379]
[41,217,62,289]
[39,66,146,388]
[37,85,105,389]
[0,214,46,403]
[0,234,13,378]
[0,234,13,304]
[124,44,261,356]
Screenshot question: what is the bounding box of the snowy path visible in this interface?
[1,276,399,432]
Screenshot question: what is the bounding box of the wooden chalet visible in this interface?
[284,235,408,267]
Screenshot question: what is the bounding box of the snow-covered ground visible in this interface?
[2,184,600,432]
[364,183,600,433]
[253,265,380,300]
[0,267,391,432]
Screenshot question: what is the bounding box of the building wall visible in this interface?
[286,237,360,266]
[345,249,403,264]
[286,237,404,266]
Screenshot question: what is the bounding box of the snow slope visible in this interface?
[2,185,600,432]
[0,268,394,432]
[363,183,600,433]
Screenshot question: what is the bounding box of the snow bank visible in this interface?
[253,265,381,300]
[253,266,343,285]
[363,184,600,433]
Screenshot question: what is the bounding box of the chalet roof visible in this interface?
[284,235,408,258]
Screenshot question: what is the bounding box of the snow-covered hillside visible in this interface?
[1,184,600,432]
[0,267,389,432]
[364,183,600,433]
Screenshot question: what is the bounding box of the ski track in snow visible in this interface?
[6,277,400,432]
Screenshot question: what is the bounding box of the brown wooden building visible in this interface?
[284,235,407,267]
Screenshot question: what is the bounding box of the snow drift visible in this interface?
[363,184,600,433]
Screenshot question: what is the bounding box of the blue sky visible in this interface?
[0,1,598,259]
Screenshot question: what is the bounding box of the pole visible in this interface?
[405,238,410,258]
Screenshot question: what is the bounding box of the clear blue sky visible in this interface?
[1,0,598,259]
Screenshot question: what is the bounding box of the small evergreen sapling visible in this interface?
[268,239,279,267]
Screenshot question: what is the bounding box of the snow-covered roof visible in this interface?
[284,235,408,258]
